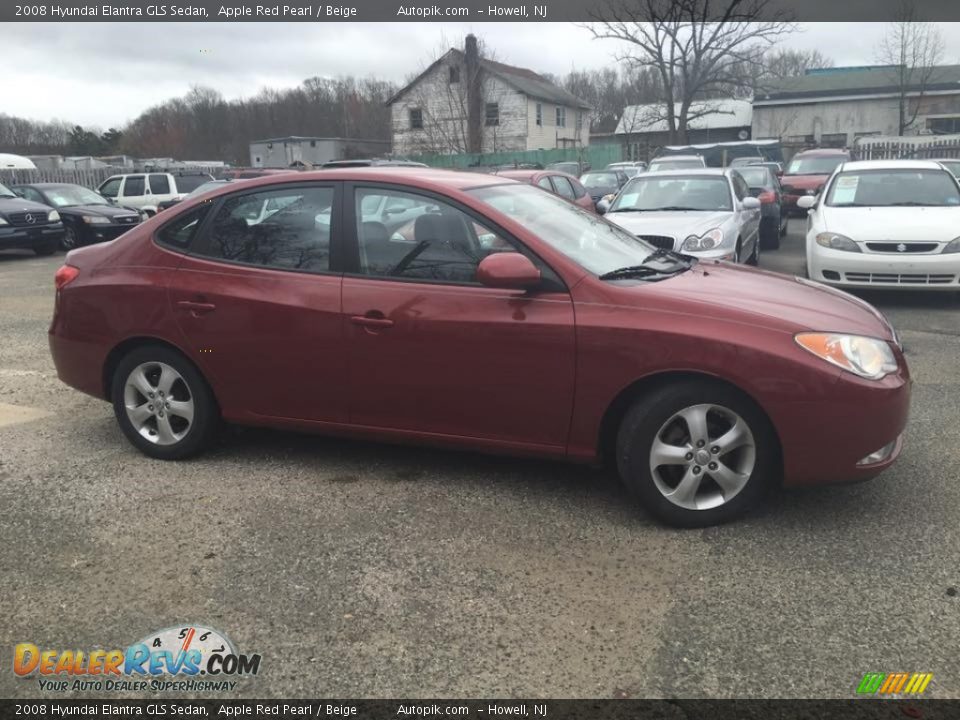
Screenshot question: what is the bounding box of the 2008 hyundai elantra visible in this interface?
[49,168,910,526]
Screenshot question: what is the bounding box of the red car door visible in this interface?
[166,182,349,423]
[342,184,576,450]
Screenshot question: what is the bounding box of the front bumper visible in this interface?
[80,222,138,244]
[0,223,65,250]
[775,361,911,486]
[808,245,960,290]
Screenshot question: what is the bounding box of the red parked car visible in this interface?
[495,169,596,212]
[780,148,851,215]
[49,168,909,526]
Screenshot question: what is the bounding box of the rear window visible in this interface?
[786,156,845,175]
[737,168,772,188]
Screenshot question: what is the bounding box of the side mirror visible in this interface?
[477,252,541,290]
[742,196,761,210]
[796,195,817,210]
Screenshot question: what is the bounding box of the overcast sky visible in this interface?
[7,22,960,128]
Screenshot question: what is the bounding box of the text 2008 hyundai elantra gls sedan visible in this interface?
[49,168,910,526]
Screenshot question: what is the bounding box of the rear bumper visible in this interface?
[0,223,64,250]
[49,324,109,401]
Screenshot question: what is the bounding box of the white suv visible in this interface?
[97,172,214,216]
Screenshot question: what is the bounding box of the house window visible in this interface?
[927,116,960,134]
[536,103,542,127]
[485,102,500,127]
[449,66,460,84]
[556,107,566,128]
[410,108,423,130]
[309,140,316,147]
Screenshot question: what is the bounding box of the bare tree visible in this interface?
[586,0,795,143]
[875,0,945,135]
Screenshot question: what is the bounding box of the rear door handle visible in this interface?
[176,300,216,315]
[350,315,394,329]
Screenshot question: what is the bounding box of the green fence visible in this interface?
[410,144,623,170]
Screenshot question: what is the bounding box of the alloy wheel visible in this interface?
[62,226,78,250]
[648,403,756,511]
[123,361,195,445]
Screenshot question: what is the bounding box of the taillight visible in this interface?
[758,190,776,204]
[54,265,80,290]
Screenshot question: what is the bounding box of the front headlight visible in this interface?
[682,227,724,252]
[942,237,960,254]
[601,194,616,203]
[795,333,898,380]
[47,210,60,222]
[82,215,110,224]
[815,232,861,252]
[0,216,7,226]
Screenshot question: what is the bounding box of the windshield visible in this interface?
[825,169,960,207]
[939,160,960,176]
[580,172,619,189]
[0,182,16,198]
[609,175,733,212]
[737,168,771,188]
[468,183,683,277]
[42,185,109,207]
[786,156,845,175]
[649,159,703,171]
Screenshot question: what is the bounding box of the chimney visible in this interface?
[465,34,482,154]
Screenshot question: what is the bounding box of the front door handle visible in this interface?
[350,315,394,329]
[176,300,216,315]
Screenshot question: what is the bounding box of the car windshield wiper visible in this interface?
[642,247,694,267]
[644,206,709,211]
[882,201,942,206]
[607,207,644,213]
[599,263,689,281]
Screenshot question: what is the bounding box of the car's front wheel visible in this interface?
[62,225,80,250]
[111,345,217,459]
[616,380,778,527]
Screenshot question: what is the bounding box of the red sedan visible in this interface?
[49,168,909,526]
[495,169,596,212]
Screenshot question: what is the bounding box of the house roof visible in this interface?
[754,65,960,104]
[615,99,752,135]
[387,49,591,110]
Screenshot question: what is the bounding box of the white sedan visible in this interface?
[800,159,960,290]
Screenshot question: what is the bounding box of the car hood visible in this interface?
[605,210,732,240]
[823,206,960,242]
[780,174,829,190]
[58,204,140,219]
[615,262,896,339]
[0,197,54,215]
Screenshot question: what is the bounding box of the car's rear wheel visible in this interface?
[616,380,778,527]
[111,345,217,460]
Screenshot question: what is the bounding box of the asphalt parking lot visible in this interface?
[1,220,958,700]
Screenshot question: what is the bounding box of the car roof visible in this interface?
[652,155,703,161]
[838,159,948,172]
[188,167,515,195]
[637,167,728,177]
[495,169,542,179]
[792,148,850,157]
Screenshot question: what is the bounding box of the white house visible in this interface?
[387,35,590,156]
[752,65,960,146]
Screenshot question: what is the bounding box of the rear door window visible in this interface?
[148,174,171,195]
[123,176,146,198]
[550,176,576,200]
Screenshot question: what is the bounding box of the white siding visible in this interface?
[525,98,589,150]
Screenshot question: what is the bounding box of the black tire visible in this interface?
[33,241,58,256]
[779,215,788,237]
[111,344,218,460]
[615,380,778,527]
[62,224,81,251]
[746,238,760,266]
[759,218,781,250]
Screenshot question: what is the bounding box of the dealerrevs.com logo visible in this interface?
[14,625,261,693]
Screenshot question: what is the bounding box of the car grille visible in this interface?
[637,235,675,250]
[5,211,51,226]
[115,215,140,225]
[865,242,939,253]
[844,272,955,285]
